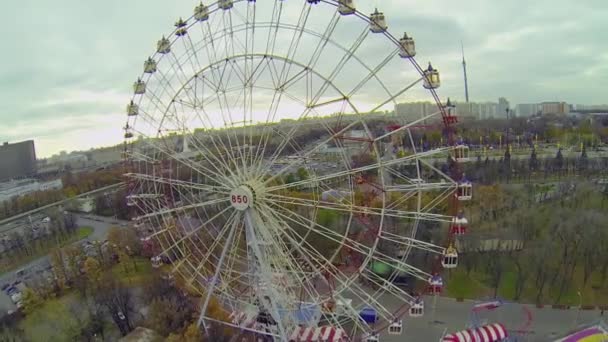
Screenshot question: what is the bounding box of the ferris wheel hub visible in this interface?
[230,182,261,211]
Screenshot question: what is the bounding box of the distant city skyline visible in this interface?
[1,0,606,158]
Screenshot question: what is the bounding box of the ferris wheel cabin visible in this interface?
[450,215,469,235]
[442,246,459,269]
[194,3,209,21]
[133,79,146,95]
[338,0,356,15]
[423,63,441,89]
[457,180,473,201]
[409,297,424,317]
[151,256,162,268]
[363,332,380,342]
[453,144,471,162]
[399,32,416,58]
[127,101,138,116]
[388,320,403,335]
[157,36,171,54]
[175,18,187,36]
[218,0,234,10]
[370,9,387,33]
[144,57,157,73]
[428,274,444,294]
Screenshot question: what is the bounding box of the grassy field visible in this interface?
[445,265,608,306]
[111,256,153,286]
[19,293,82,342]
[0,226,94,276]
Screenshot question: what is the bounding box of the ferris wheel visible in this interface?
[123,0,472,341]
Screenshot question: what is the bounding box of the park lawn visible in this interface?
[0,226,94,276]
[111,256,153,286]
[19,293,82,342]
[449,259,608,306]
[445,269,490,299]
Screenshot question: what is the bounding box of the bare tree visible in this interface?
[94,274,135,336]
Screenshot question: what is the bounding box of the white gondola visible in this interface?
[144,57,157,73]
[126,195,136,207]
[363,332,380,342]
[370,9,387,33]
[428,274,444,294]
[127,100,139,116]
[398,32,416,58]
[157,36,171,54]
[450,215,468,235]
[218,0,233,10]
[133,78,146,95]
[194,3,209,21]
[124,123,134,139]
[388,320,403,335]
[423,63,441,89]
[175,18,187,36]
[338,0,355,15]
[457,180,473,201]
[454,145,471,162]
[409,298,424,317]
[442,245,458,269]
[151,256,162,268]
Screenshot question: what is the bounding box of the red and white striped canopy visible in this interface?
[442,323,508,342]
[289,326,347,342]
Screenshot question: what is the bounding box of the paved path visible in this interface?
[375,296,603,341]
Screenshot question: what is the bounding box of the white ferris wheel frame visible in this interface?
[123,0,464,340]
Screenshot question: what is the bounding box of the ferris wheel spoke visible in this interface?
[126,172,228,193]
[128,127,232,187]
[159,205,234,263]
[261,204,405,325]
[267,145,454,192]
[265,201,436,281]
[380,231,445,255]
[374,109,444,142]
[306,11,341,70]
[256,207,321,285]
[162,102,244,182]
[346,48,399,99]
[196,210,241,330]
[263,119,361,185]
[187,211,241,287]
[135,197,229,221]
[265,0,284,55]
[256,203,390,331]
[278,2,311,82]
[266,194,451,222]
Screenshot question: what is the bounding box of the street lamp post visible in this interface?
[574,291,582,327]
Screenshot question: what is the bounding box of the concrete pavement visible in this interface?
[372,295,604,341]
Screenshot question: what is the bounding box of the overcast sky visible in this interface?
[1,0,606,158]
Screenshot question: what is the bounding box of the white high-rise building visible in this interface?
[516,103,541,117]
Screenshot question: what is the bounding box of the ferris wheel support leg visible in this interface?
[196,215,239,333]
[244,210,289,341]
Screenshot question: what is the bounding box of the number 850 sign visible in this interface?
[229,187,253,211]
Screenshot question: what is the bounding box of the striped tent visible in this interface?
[289,326,347,342]
[442,323,508,342]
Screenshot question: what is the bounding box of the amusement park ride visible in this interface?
[116,0,523,341]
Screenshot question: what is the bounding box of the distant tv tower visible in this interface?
[461,41,470,103]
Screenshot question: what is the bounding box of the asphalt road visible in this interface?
[0,214,128,315]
